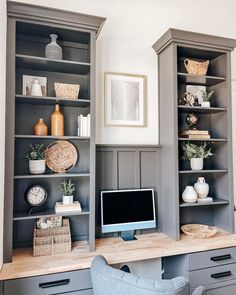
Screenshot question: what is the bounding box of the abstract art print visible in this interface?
[104,72,146,126]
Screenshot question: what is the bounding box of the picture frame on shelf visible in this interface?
[104,72,146,127]
[186,85,206,105]
[22,75,47,96]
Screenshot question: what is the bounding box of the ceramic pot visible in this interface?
[63,195,73,205]
[29,159,46,174]
[182,186,198,203]
[201,101,210,108]
[194,177,209,199]
[45,34,63,60]
[34,118,48,136]
[31,79,42,96]
[51,104,64,136]
[190,158,203,170]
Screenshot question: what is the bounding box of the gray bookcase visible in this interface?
[4,2,105,262]
[153,29,236,240]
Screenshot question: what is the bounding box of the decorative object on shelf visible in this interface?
[51,104,64,136]
[184,59,209,75]
[181,224,217,238]
[45,140,78,173]
[186,85,206,105]
[55,201,81,213]
[59,179,76,205]
[45,34,63,60]
[182,142,213,170]
[23,75,47,96]
[26,144,46,174]
[201,90,214,107]
[78,114,90,136]
[179,92,196,106]
[36,216,63,229]
[104,72,146,127]
[54,82,80,99]
[182,186,198,203]
[34,118,48,136]
[33,218,71,256]
[194,177,209,199]
[25,184,48,215]
[186,113,199,129]
[179,129,210,140]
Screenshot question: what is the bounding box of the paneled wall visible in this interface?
[96,145,161,237]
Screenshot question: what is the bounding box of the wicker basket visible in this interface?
[33,219,71,256]
[184,59,209,76]
[181,224,217,239]
[54,83,80,99]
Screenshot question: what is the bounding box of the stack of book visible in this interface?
[179,129,210,139]
[77,114,90,137]
[55,201,82,213]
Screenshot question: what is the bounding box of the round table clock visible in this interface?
[25,184,48,215]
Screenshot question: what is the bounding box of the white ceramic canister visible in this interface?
[182,186,198,203]
[194,177,209,199]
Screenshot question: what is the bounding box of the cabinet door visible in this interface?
[206,283,236,295]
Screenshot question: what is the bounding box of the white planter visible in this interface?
[194,177,209,199]
[201,101,210,107]
[182,186,198,203]
[63,195,73,205]
[190,158,203,170]
[29,159,46,174]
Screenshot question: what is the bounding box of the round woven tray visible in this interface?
[45,140,78,173]
[181,224,217,239]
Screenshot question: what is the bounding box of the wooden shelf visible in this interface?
[13,208,90,221]
[179,198,229,207]
[16,95,90,107]
[15,135,90,140]
[178,138,227,142]
[14,172,90,179]
[179,169,228,174]
[16,54,90,75]
[178,72,226,86]
[178,105,227,114]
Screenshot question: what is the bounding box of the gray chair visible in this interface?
[90,255,205,295]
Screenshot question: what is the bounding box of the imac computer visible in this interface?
[101,188,156,241]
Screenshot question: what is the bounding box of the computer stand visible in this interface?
[120,230,137,241]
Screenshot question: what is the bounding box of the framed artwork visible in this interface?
[186,85,206,105]
[104,72,146,127]
[22,75,47,96]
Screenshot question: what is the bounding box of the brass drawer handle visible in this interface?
[211,271,232,279]
[211,254,231,261]
[39,279,70,288]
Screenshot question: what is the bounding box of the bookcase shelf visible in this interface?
[178,138,227,142]
[15,135,90,140]
[178,105,227,114]
[177,72,226,86]
[14,173,90,179]
[179,198,229,207]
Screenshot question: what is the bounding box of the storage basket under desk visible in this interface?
[33,218,71,257]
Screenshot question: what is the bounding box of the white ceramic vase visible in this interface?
[30,79,42,96]
[63,195,73,205]
[194,177,209,199]
[182,186,198,203]
[45,34,63,60]
[201,101,210,107]
[190,158,203,170]
[29,159,46,174]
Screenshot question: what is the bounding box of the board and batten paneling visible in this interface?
[96,145,161,237]
[232,79,236,229]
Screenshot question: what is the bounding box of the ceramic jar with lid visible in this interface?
[194,177,209,199]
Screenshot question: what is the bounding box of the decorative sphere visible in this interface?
[186,113,198,127]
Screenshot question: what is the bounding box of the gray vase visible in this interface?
[45,34,62,60]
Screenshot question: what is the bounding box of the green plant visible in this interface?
[201,90,214,102]
[26,144,45,160]
[59,179,76,196]
[182,142,213,160]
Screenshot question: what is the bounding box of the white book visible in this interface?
[87,114,90,137]
[78,114,83,136]
[82,116,88,136]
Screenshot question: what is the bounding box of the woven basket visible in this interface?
[33,219,71,256]
[184,59,209,76]
[181,224,217,239]
[54,83,80,99]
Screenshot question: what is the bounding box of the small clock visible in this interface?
[25,185,48,215]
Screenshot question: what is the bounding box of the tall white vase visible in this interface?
[190,158,203,170]
[45,34,63,60]
[194,177,209,199]
[182,186,198,203]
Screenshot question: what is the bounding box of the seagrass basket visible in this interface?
[54,82,80,99]
[184,59,209,75]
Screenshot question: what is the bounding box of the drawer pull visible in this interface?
[211,254,232,261]
[39,279,70,288]
[211,271,232,279]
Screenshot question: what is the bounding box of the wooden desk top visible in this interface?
[1,231,236,280]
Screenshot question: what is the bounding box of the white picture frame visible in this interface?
[186,85,206,105]
[22,75,47,96]
[104,72,146,127]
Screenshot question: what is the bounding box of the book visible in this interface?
[77,114,90,137]
[180,129,209,135]
[198,197,213,203]
[55,201,82,213]
[180,134,211,139]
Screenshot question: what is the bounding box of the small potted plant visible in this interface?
[26,144,45,174]
[201,90,214,107]
[59,179,76,205]
[182,142,213,170]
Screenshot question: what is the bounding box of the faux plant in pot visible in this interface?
[26,144,45,174]
[201,90,214,107]
[182,142,213,170]
[59,179,76,205]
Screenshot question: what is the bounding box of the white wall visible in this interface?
[0,0,6,269]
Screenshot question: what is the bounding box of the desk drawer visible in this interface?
[187,247,236,270]
[4,269,92,295]
[189,263,236,288]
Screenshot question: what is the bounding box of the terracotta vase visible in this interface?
[34,118,48,136]
[51,104,64,136]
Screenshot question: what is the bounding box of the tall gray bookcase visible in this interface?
[153,29,236,240]
[4,2,105,262]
